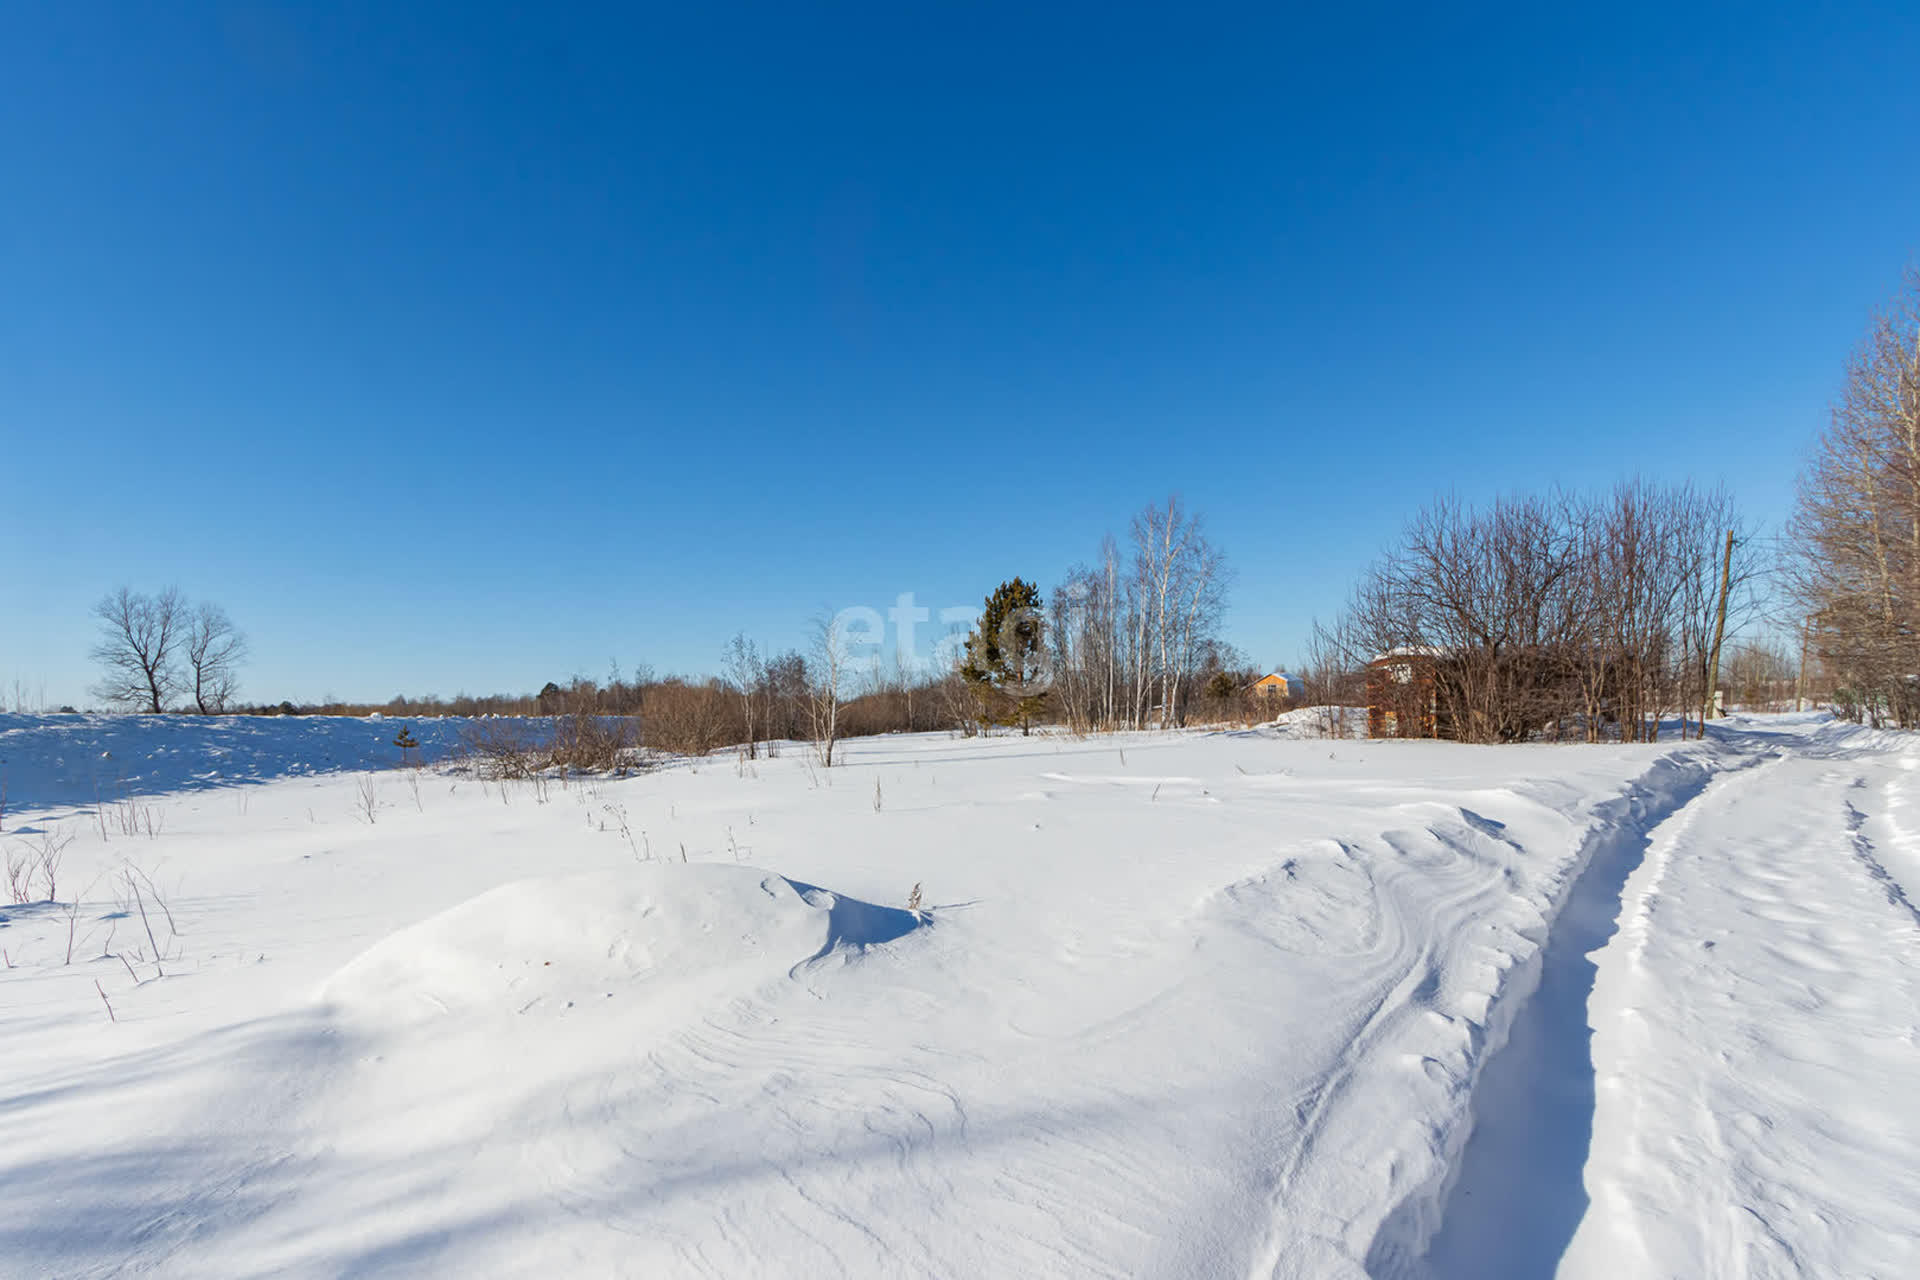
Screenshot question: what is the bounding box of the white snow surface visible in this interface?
[1,713,1915,1278]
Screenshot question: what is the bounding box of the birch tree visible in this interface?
[722,632,764,758]
[808,612,850,767]
[1791,268,1920,726]
[1045,501,1230,731]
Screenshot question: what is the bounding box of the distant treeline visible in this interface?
[234,656,1293,759]
[113,494,1309,755]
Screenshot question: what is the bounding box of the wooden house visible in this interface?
[1366,648,1451,739]
[1250,672,1300,701]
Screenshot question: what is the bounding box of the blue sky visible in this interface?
[3,2,1917,707]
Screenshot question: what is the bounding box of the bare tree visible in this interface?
[184,602,248,714]
[1577,481,1754,741]
[1323,493,1583,743]
[90,587,186,712]
[1049,566,1104,733]
[1171,533,1232,726]
[722,632,764,758]
[1045,501,1231,732]
[808,611,851,767]
[1790,267,1920,727]
[1320,484,1747,744]
[1725,641,1798,712]
[7,679,48,713]
[762,650,810,741]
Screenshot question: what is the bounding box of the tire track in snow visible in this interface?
[1364,747,1732,1280]
[1843,787,1920,931]
[1558,739,1920,1279]
[1240,790,1628,1280]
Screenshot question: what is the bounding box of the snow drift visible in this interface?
[322,865,925,1029]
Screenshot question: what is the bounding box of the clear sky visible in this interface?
[3,2,1917,708]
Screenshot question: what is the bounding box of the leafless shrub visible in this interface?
[603,803,646,860]
[106,797,165,839]
[549,711,640,773]
[4,845,29,904]
[355,773,379,824]
[462,713,644,780]
[2,823,72,905]
[113,863,177,978]
[643,680,733,757]
[128,864,178,940]
[942,676,980,738]
[1315,484,1750,744]
[31,828,71,901]
[460,718,543,780]
[836,651,966,737]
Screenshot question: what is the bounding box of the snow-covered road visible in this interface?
[1563,724,1920,1278]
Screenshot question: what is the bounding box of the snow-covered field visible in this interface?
[1,713,1914,1278]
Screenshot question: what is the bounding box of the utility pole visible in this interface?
[1703,529,1735,732]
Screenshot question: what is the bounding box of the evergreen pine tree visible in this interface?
[961,578,1048,735]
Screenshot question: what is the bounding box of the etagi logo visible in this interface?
[825,593,975,673]
[826,592,1053,695]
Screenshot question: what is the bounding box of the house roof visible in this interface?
[1371,646,1447,662]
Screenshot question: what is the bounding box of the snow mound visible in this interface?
[1267,704,1369,738]
[321,864,922,1028]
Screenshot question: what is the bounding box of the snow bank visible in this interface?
[322,865,923,1029]
[1267,704,1368,738]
